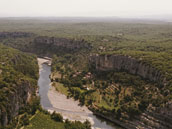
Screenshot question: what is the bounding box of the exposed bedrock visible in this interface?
[90,54,172,128]
[90,54,167,86]
[0,80,35,126]
[34,36,92,51]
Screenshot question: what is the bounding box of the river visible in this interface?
[38,58,121,129]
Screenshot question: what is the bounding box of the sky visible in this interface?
[0,0,172,17]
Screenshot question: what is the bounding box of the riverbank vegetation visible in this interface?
[0,44,91,129]
[0,44,39,128]
[51,62,165,119]
[24,110,91,129]
[1,18,172,128]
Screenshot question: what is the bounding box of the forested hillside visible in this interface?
[0,18,172,128]
[0,44,39,128]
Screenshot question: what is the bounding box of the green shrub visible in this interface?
[51,111,63,122]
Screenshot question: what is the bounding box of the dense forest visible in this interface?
[0,40,91,129]
[0,44,39,128]
[0,18,172,128]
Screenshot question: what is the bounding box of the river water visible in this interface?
[38,58,121,129]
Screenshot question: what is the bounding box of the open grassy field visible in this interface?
[24,111,65,129]
[52,82,69,96]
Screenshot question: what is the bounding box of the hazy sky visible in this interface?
[0,0,172,17]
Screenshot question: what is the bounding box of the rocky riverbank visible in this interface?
[37,57,118,129]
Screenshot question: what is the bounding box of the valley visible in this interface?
[0,18,172,129]
[37,58,118,129]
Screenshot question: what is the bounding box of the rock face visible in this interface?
[0,80,35,126]
[0,45,38,127]
[0,32,33,38]
[90,54,166,86]
[34,36,91,51]
[90,54,172,129]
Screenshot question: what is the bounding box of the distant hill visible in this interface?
[136,14,172,22]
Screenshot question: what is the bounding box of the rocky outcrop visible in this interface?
[0,32,34,38]
[92,104,172,129]
[0,45,38,127]
[34,36,92,51]
[90,54,166,86]
[0,80,35,126]
[90,54,172,128]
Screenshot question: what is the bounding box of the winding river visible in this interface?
[38,58,121,129]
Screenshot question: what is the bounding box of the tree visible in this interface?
[21,113,29,125]
[51,111,63,122]
[84,120,91,129]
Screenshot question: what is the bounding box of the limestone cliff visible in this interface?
[33,36,91,53]
[90,54,172,129]
[0,45,38,127]
[90,54,167,86]
[0,80,35,126]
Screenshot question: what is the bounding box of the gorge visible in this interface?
[37,58,119,129]
[0,18,172,129]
